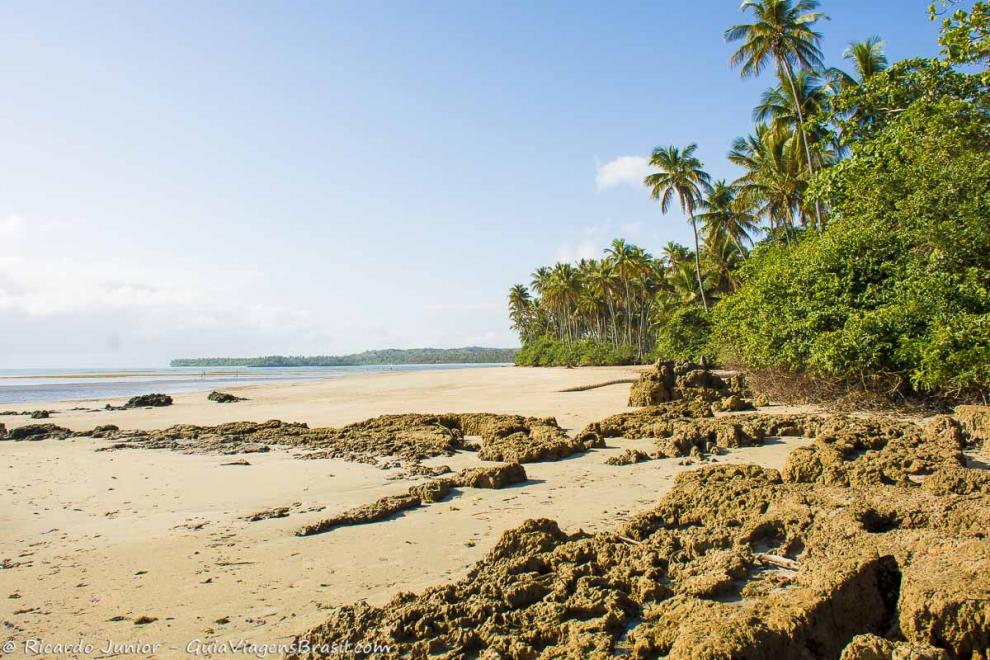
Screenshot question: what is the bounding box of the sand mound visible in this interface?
[296,411,990,658]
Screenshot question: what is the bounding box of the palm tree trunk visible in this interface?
[623,279,632,346]
[781,60,824,232]
[690,217,709,311]
[606,296,619,346]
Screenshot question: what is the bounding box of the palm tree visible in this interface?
[605,238,638,344]
[530,267,551,296]
[703,233,744,295]
[754,69,838,181]
[696,180,758,254]
[544,263,582,341]
[726,0,828,230]
[585,259,619,345]
[730,125,804,242]
[507,284,534,341]
[661,241,691,270]
[645,144,712,310]
[841,36,888,84]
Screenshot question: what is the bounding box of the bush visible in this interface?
[514,338,638,367]
[651,307,713,363]
[712,93,990,399]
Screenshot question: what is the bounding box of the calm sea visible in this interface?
[0,364,510,405]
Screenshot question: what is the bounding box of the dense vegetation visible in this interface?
[509,0,990,400]
[171,347,517,368]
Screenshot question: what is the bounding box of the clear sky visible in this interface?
[0,1,948,367]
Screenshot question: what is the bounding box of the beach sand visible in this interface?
[0,367,811,655]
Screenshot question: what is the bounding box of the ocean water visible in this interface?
[0,363,510,405]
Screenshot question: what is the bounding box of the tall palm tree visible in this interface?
[695,180,758,254]
[645,144,712,310]
[605,238,638,344]
[530,267,551,297]
[585,259,619,345]
[545,263,581,341]
[754,69,838,180]
[726,0,828,230]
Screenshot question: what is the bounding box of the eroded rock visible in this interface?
[122,393,173,409]
[628,360,751,409]
[207,391,246,403]
[296,464,529,536]
[294,414,990,658]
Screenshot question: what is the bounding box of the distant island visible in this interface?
[170,346,518,367]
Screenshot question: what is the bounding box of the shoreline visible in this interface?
[0,363,516,408]
[0,366,649,433]
[1,365,811,654]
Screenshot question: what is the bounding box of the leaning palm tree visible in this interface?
[726,0,828,230]
[507,284,533,340]
[645,144,712,310]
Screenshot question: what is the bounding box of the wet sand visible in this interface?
[0,367,811,655]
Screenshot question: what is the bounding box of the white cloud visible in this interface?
[0,214,27,241]
[595,156,655,191]
[619,222,644,236]
[0,214,328,365]
[554,222,615,263]
[424,302,501,312]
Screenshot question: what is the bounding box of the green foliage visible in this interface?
[651,307,714,363]
[714,80,990,397]
[932,1,990,67]
[514,338,637,367]
[170,347,518,368]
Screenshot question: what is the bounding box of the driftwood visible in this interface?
[559,379,638,393]
[755,553,800,571]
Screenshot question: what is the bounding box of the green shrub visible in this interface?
[651,307,713,363]
[712,94,990,398]
[514,338,637,367]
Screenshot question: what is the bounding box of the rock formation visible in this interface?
[294,407,990,658]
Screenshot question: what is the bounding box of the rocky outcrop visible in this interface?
[121,393,173,408]
[0,423,73,441]
[296,494,422,536]
[76,413,602,469]
[295,405,990,658]
[207,391,246,403]
[297,453,990,658]
[296,463,529,536]
[781,415,964,487]
[956,405,990,460]
[628,360,752,410]
[604,448,652,465]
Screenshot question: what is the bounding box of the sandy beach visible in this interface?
[0,366,811,655]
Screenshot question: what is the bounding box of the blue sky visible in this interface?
[0,1,947,367]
